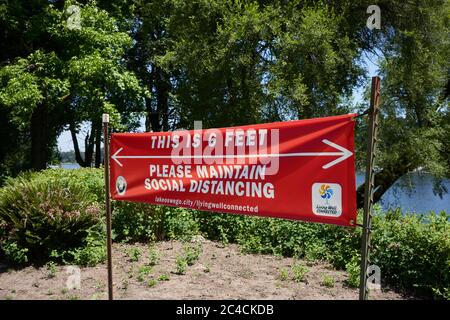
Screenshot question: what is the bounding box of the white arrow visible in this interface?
[111,139,352,169]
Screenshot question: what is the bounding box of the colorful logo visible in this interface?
[319,184,333,201]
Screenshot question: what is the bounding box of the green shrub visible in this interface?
[147,246,160,266]
[278,267,289,281]
[112,202,164,242]
[345,255,360,288]
[191,208,449,298]
[183,243,202,266]
[1,168,447,298]
[175,255,187,275]
[2,241,29,264]
[165,208,199,241]
[0,169,103,263]
[291,263,308,283]
[370,210,450,296]
[69,225,106,267]
[127,248,141,262]
[112,203,199,242]
[158,273,170,281]
[322,275,335,288]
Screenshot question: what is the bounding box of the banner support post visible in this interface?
[359,76,381,300]
[103,113,113,300]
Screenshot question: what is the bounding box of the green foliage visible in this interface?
[165,208,199,241]
[278,268,289,281]
[291,263,308,283]
[138,265,153,282]
[147,279,157,287]
[370,210,450,296]
[345,255,361,288]
[112,202,162,242]
[127,248,141,262]
[2,242,29,264]
[112,203,198,242]
[147,246,160,266]
[321,275,335,288]
[0,169,103,263]
[69,225,106,267]
[183,243,202,266]
[46,261,57,279]
[158,274,170,281]
[433,288,450,300]
[175,255,187,275]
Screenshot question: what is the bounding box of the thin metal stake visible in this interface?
[359,76,381,300]
[103,113,113,300]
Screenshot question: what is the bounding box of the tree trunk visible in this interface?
[69,120,87,167]
[149,66,171,132]
[30,103,48,171]
[95,123,102,168]
[83,122,96,167]
[356,164,412,209]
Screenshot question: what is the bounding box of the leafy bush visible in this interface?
[69,225,106,267]
[147,246,160,266]
[175,255,187,275]
[112,202,198,242]
[345,255,361,288]
[192,209,449,298]
[1,168,448,298]
[183,243,202,266]
[112,202,164,242]
[291,263,308,283]
[0,169,103,263]
[370,210,450,296]
[322,275,335,288]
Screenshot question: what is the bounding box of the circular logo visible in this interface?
[116,176,127,196]
[319,184,333,200]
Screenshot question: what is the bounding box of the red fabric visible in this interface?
[110,114,357,227]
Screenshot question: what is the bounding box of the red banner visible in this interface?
[110,114,357,227]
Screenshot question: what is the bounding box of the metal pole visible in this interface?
[359,76,381,300]
[103,113,113,300]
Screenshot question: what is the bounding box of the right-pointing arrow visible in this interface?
[320,139,353,169]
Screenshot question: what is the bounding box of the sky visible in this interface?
[57,56,380,152]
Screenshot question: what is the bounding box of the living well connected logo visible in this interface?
[312,183,342,217]
[319,184,333,203]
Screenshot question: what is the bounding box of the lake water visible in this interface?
[61,163,449,214]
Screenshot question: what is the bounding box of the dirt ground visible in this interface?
[0,239,411,300]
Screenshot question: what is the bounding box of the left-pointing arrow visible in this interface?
[111,147,124,167]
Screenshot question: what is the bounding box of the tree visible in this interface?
[0,1,146,170]
[131,0,363,130]
[354,0,450,207]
